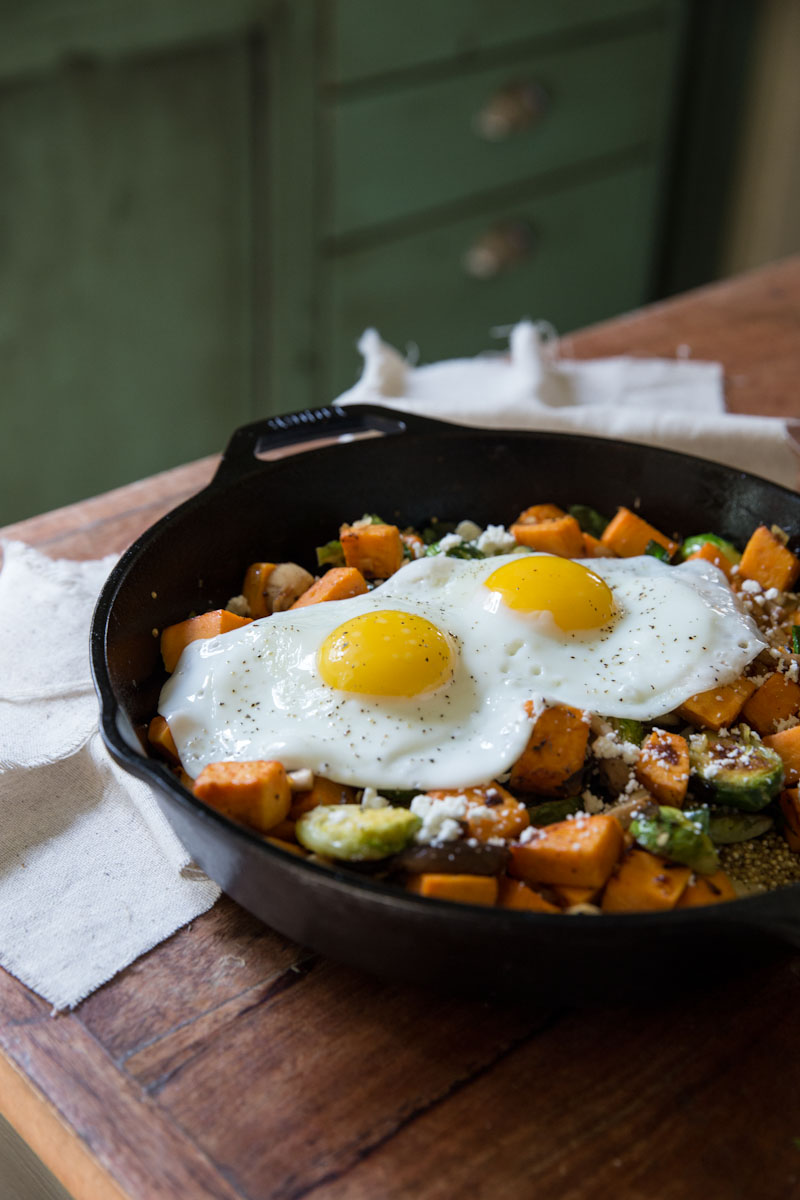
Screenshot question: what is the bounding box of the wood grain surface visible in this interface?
[2,257,800,1200]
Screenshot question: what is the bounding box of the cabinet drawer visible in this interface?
[326,23,680,239]
[327,0,671,85]
[324,161,660,398]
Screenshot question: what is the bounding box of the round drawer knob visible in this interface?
[474,81,550,141]
[462,220,535,280]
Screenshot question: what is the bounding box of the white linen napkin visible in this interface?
[0,541,220,1011]
[337,322,799,490]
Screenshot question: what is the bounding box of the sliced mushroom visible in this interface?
[265,562,315,612]
[392,840,509,876]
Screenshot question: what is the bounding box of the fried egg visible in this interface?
[159,551,765,790]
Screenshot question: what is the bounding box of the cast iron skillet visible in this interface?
[92,405,800,1002]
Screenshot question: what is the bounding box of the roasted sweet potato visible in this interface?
[509,814,624,890]
[600,507,679,559]
[675,676,757,731]
[193,760,291,833]
[510,513,584,558]
[406,873,498,905]
[161,609,252,673]
[685,541,735,579]
[741,672,800,735]
[242,562,276,618]
[515,504,567,523]
[510,703,590,794]
[147,715,180,765]
[497,877,560,913]
[601,848,691,912]
[634,729,690,807]
[739,525,800,592]
[778,787,800,852]
[425,784,529,843]
[675,868,738,907]
[290,566,368,609]
[763,725,800,785]
[548,883,599,908]
[340,521,404,579]
[289,775,357,819]
[581,532,616,558]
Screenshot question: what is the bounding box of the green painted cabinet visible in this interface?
[0,0,690,524]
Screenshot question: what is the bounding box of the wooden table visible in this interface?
[3,257,800,1200]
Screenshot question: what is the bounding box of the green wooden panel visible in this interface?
[323,161,660,398]
[327,0,670,85]
[0,43,253,524]
[0,0,273,85]
[326,23,681,239]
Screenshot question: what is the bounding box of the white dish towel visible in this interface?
[0,541,220,1011]
[336,321,799,490]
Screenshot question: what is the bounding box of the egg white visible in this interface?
[159,551,765,790]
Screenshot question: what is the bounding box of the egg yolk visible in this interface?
[485,556,614,631]
[318,610,454,697]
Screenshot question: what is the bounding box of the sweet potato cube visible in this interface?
[289,775,357,819]
[265,836,308,857]
[741,672,800,735]
[581,532,616,558]
[739,525,800,592]
[763,725,800,785]
[686,541,735,580]
[161,609,252,673]
[242,562,277,618]
[147,715,180,765]
[267,818,297,842]
[193,760,291,833]
[676,868,738,907]
[509,814,624,890]
[634,729,690,807]
[675,676,757,731]
[340,522,404,579]
[497,877,559,913]
[406,873,498,906]
[778,787,800,852]
[510,703,590,794]
[515,504,567,523]
[600,507,679,559]
[601,848,691,912]
[426,784,529,843]
[290,566,368,609]
[549,883,599,908]
[510,514,583,558]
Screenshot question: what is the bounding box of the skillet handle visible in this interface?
[213,404,448,484]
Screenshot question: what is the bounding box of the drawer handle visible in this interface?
[473,81,550,141]
[462,220,535,280]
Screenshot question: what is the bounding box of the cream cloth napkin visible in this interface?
[0,541,220,1011]
[337,322,799,490]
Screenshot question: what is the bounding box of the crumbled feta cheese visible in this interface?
[410,792,468,843]
[592,731,640,764]
[581,789,605,814]
[740,579,762,595]
[437,533,463,552]
[476,524,517,556]
[765,587,780,601]
[518,825,539,844]
[361,786,390,809]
